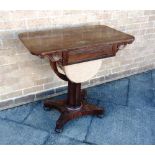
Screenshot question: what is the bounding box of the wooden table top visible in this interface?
[19,25,134,56]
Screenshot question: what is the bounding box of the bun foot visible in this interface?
[43,105,51,111]
[55,127,63,133]
[96,114,104,118]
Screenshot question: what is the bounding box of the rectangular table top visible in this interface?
[19,25,134,56]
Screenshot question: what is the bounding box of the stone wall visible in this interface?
[0,10,155,109]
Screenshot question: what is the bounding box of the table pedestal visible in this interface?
[44,80,104,133]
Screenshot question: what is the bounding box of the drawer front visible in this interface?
[64,44,114,65]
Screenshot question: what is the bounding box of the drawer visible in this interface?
[63,44,114,65]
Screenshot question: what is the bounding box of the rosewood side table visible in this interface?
[19,25,134,133]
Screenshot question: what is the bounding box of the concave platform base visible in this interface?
[43,81,104,133]
[44,98,104,133]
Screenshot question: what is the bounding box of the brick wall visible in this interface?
[0,10,155,110]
